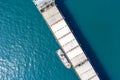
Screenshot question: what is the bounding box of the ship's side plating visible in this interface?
[33,0,100,80]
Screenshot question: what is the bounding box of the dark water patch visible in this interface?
[56,0,110,79]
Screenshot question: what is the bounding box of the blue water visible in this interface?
[0,0,120,80]
[63,0,120,80]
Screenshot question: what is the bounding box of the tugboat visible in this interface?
[56,49,71,69]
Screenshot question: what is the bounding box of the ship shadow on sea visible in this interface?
[56,0,110,80]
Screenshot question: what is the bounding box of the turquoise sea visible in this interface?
[0,0,120,80]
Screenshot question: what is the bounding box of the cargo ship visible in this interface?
[33,0,100,80]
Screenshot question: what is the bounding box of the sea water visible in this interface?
[0,0,120,80]
[63,0,120,80]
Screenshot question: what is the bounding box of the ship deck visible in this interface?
[35,1,100,80]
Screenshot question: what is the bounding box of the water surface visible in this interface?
[0,0,120,80]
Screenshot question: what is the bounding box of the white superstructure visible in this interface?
[33,0,100,80]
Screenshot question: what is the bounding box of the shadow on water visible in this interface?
[55,0,110,80]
